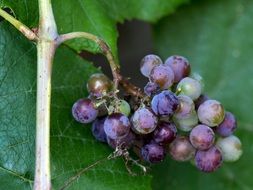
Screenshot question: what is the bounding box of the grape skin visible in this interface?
[190,124,215,150]
[195,146,223,173]
[216,112,237,137]
[72,98,98,124]
[169,136,196,162]
[153,122,177,145]
[141,142,166,163]
[140,54,162,77]
[104,113,131,140]
[197,100,225,127]
[92,117,107,143]
[131,107,158,134]
[149,65,175,89]
[165,55,191,83]
[151,90,179,117]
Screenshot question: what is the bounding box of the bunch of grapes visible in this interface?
[72,54,242,173]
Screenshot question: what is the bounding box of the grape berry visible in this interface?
[71,54,242,173]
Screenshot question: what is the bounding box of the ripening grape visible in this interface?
[190,125,215,150]
[169,136,196,162]
[72,98,98,124]
[140,54,162,77]
[141,142,166,163]
[87,73,112,97]
[176,77,202,100]
[216,112,237,137]
[151,90,179,117]
[173,111,198,132]
[216,135,242,162]
[195,146,223,173]
[131,107,158,134]
[153,122,177,145]
[174,95,195,119]
[92,117,107,143]
[197,100,225,127]
[149,64,175,89]
[104,113,130,140]
[164,55,191,83]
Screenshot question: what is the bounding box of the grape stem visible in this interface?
[0,8,38,41]
[57,32,121,89]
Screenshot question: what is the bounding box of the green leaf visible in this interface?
[1,0,188,57]
[153,0,253,189]
[0,23,152,189]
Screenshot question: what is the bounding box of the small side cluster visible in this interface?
[71,54,242,173]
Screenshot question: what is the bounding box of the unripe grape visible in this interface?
[190,125,215,150]
[72,98,98,123]
[104,113,130,140]
[140,54,162,77]
[131,107,158,134]
[168,136,196,162]
[176,77,202,100]
[216,135,242,162]
[149,65,175,89]
[87,73,112,97]
[165,55,191,83]
[92,117,107,143]
[195,146,223,173]
[173,111,198,132]
[151,90,179,117]
[216,112,237,137]
[115,99,131,116]
[197,100,225,127]
[141,142,166,163]
[153,122,177,145]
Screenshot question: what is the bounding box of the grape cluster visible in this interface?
[71,54,242,173]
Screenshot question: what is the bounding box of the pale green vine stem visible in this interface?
[34,0,58,189]
[0,8,38,41]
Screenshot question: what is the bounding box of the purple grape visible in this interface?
[153,122,177,145]
[197,100,225,127]
[164,55,191,83]
[149,65,175,89]
[195,146,223,173]
[140,54,162,77]
[169,136,196,162]
[216,112,237,137]
[107,131,136,149]
[92,117,107,143]
[190,125,215,150]
[104,113,130,140]
[131,107,158,134]
[72,98,98,124]
[87,73,112,97]
[141,142,166,163]
[194,94,209,110]
[144,82,160,96]
[151,90,179,117]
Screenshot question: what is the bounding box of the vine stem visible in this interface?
[0,8,38,41]
[34,0,58,189]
